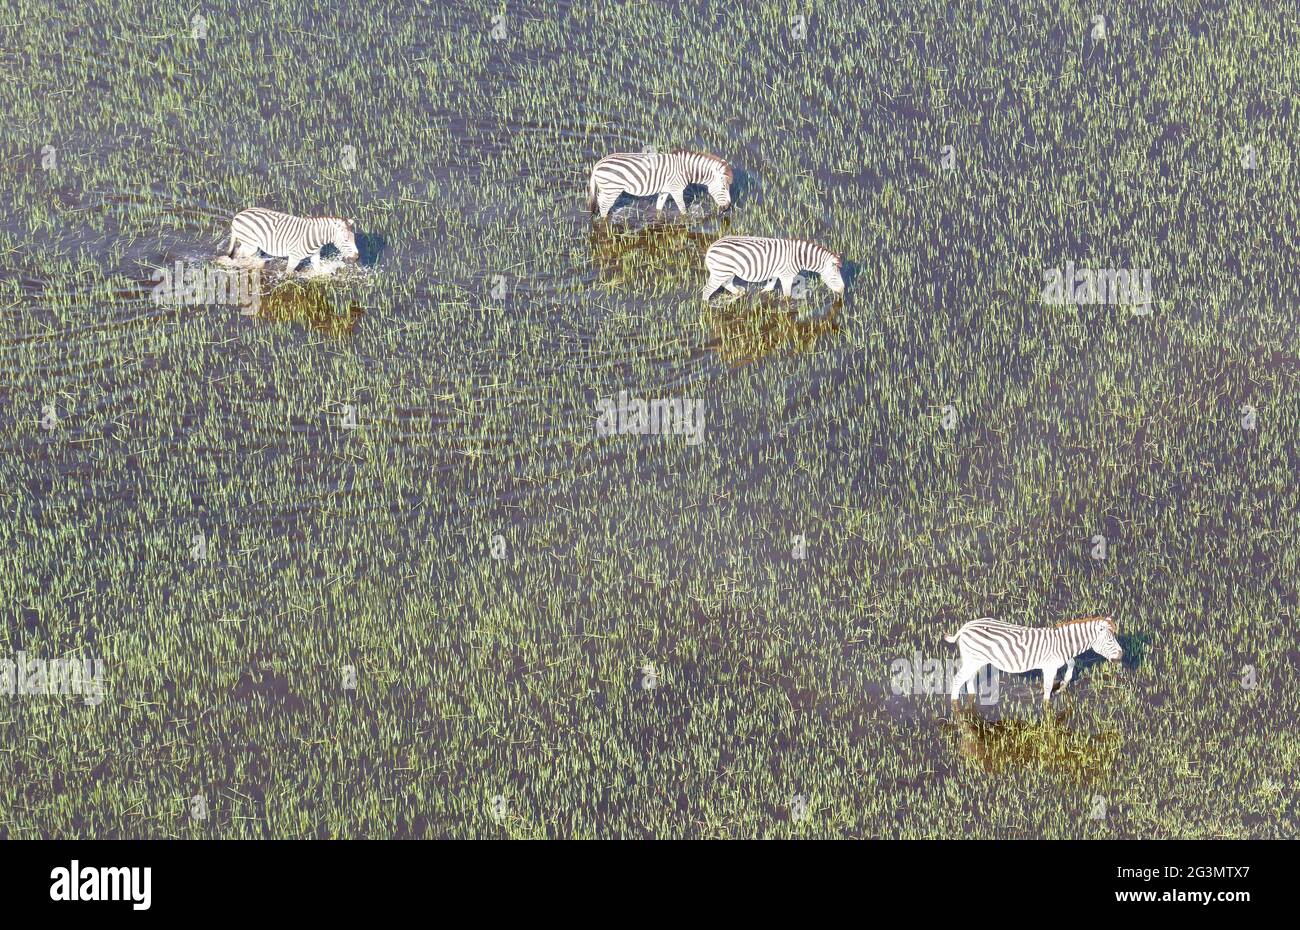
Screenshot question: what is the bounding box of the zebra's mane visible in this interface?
[321,216,356,234]
[1055,615,1116,633]
[793,238,841,268]
[670,149,732,182]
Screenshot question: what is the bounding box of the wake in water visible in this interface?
[210,253,374,286]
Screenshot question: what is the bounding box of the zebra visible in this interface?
[702,236,845,301]
[943,615,1122,707]
[225,208,359,272]
[587,150,732,218]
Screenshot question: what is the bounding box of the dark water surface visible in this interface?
[1,1,1297,837]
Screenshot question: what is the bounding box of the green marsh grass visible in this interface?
[0,1,1297,838]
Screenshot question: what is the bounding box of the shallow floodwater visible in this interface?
[2,1,1297,838]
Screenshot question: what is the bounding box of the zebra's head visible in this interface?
[332,217,359,260]
[820,252,845,295]
[1091,616,1123,661]
[705,159,732,211]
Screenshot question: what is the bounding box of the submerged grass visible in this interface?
[0,1,1297,837]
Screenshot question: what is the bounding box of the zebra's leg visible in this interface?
[1059,658,1076,691]
[763,279,779,292]
[669,189,686,214]
[597,188,621,219]
[284,252,305,274]
[780,275,797,296]
[655,192,669,212]
[949,660,978,708]
[228,238,258,261]
[701,273,730,302]
[1040,663,1060,707]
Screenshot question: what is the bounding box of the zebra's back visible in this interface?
[591,153,676,196]
[952,619,1061,673]
[705,236,796,279]
[231,208,331,258]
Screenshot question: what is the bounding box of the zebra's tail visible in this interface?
[586,172,598,213]
[945,617,996,645]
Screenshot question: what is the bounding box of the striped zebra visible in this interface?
[943,616,1122,707]
[226,208,359,272]
[702,236,845,301]
[587,150,732,218]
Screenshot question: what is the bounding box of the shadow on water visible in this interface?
[256,280,364,338]
[1119,633,1151,671]
[353,231,386,268]
[730,165,760,209]
[316,230,384,269]
[703,293,842,366]
[945,706,1121,782]
[841,258,863,289]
